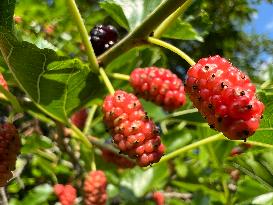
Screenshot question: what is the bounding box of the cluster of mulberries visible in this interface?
[84,170,107,205]
[101,148,135,169]
[185,55,264,140]
[130,67,186,111]
[102,90,165,167]
[0,123,20,187]
[54,184,77,205]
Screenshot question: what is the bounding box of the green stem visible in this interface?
[55,121,82,172]
[88,135,135,163]
[157,133,225,165]
[147,37,195,66]
[0,85,23,113]
[99,68,115,95]
[110,73,130,81]
[98,0,187,66]
[83,105,98,135]
[153,0,193,38]
[70,123,92,149]
[83,105,98,171]
[91,149,96,171]
[257,128,273,131]
[231,139,273,149]
[158,108,198,121]
[90,115,103,127]
[66,0,99,72]
[35,149,58,162]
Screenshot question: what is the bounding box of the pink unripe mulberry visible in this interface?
[84,170,107,205]
[54,184,77,205]
[130,67,186,111]
[102,90,165,167]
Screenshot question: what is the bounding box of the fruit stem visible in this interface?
[231,138,273,148]
[99,67,115,95]
[153,0,193,38]
[66,0,99,72]
[91,149,96,171]
[70,125,134,163]
[158,108,198,121]
[156,133,225,165]
[147,37,195,66]
[87,135,135,163]
[110,73,130,81]
[98,0,187,66]
[83,105,98,171]
[0,85,23,113]
[83,105,98,135]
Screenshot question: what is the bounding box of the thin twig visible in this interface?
[0,188,8,205]
[98,0,188,66]
[55,121,82,176]
[87,135,135,163]
[163,192,192,200]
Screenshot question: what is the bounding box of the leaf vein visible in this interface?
[36,53,47,103]
[63,67,76,120]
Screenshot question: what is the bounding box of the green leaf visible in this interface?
[120,163,169,197]
[0,32,103,123]
[100,0,164,30]
[47,58,89,71]
[162,19,203,41]
[100,0,129,30]
[248,91,273,145]
[252,192,273,205]
[107,46,167,73]
[230,151,273,190]
[20,184,53,205]
[0,0,15,30]
[163,130,192,152]
[235,176,270,205]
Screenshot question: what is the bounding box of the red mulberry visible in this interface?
[54,184,77,205]
[185,55,264,140]
[84,170,107,205]
[130,67,186,111]
[0,123,20,187]
[153,192,165,205]
[70,108,88,130]
[102,90,165,167]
